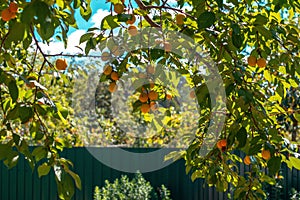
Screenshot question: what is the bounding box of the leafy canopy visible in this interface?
[0,0,299,199]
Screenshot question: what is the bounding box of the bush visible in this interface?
[290,188,300,200]
[94,172,172,200]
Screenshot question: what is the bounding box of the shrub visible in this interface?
[290,188,300,200]
[94,172,172,200]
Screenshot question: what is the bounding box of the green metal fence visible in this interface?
[0,147,299,200]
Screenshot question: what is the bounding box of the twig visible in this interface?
[31,46,38,67]
[30,26,54,68]
[134,0,195,19]
[44,53,103,58]
[0,31,10,52]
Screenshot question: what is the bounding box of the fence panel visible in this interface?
[0,147,299,200]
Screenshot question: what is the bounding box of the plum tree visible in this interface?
[0,0,299,199]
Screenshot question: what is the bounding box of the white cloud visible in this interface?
[39,30,86,54]
[90,9,110,28]
[38,9,111,55]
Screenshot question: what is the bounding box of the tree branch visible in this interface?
[30,26,54,68]
[0,31,10,52]
[133,0,196,27]
[44,53,103,58]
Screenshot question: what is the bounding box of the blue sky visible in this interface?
[40,1,112,54]
[71,0,110,32]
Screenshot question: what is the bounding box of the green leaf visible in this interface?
[56,103,69,119]
[294,113,300,122]
[195,84,209,104]
[191,170,201,182]
[197,12,216,29]
[6,104,19,120]
[38,163,51,178]
[34,104,47,116]
[80,3,92,21]
[21,3,35,23]
[101,15,120,30]
[73,0,81,9]
[8,80,18,103]
[85,38,96,55]
[34,1,51,23]
[6,22,26,42]
[255,26,273,40]
[289,157,300,170]
[56,0,64,8]
[12,133,20,145]
[185,165,192,175]
[19,140,34,170]
[232,33,244,49]
[254,14,268,25]
[263,70,272,82]
[57,110,68,125]
[19,106,33,124]
[267,156,281,176]
[56,173,75,200]
[164,151,184,162]
[4,151,19,169]
[215,0,223,9]
[236,127,247,148]
[67,170,82,189]
[261,174,276,185]
[117,14,132,22]
[23,36,32,49]
[32,146,47,162]
[231,23,240,34]
[150,49,165,60]
[248,143,263,155]
[216,179,228,192]
[0,144,10,160]
[79,33,94,44]
[38,21,55,40]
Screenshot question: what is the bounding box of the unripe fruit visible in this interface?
[257,58,267,68]
[109,82,118,93]
[141,103,150,113]
[55,58,67,70]
[262,149,271,160]
[103,65,113,75]
[126,14,136,24]
[148,91,158,101]
[128,25,138,36]
[114,3,124,14]
[247,56,257,67]
[244,155,251,165]
[111,71,119,81]
[139,93,148,103]
[176,13,185,25]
